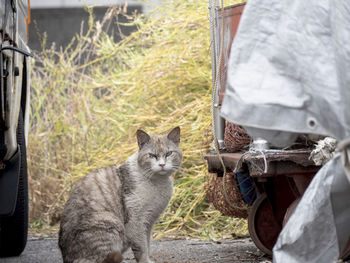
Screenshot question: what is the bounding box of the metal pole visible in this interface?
[209,0,225,150]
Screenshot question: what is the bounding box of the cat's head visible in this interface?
[136,127,182,177]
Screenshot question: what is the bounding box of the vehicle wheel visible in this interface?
[248,193,281,256]
[0,110,28,257]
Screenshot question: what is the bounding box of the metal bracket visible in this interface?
[1,46,33,57]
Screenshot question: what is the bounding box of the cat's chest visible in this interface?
[127,177,173,214]
[138,178,172,204]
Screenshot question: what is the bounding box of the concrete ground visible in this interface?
[2,237,271,263]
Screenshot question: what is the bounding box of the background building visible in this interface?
[28,0,158,51]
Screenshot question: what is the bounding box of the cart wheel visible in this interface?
[282,198,300,227]
[248,193,281,256]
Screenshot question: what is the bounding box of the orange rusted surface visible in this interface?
[217,3,246,105]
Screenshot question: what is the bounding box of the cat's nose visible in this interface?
[159,163,165,168]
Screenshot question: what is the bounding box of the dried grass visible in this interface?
[28,0,248,239]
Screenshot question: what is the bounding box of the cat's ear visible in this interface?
[167,127,180,146]
[136,129,151,149]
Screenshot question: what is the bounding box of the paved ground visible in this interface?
[2,237,271,263]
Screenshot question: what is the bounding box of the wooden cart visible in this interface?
[208,1,350,259]
[205,150,319,255]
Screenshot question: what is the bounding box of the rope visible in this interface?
[210,0,248,211]
[234,150,268,175]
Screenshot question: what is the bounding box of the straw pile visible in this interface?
[28,0,248,239]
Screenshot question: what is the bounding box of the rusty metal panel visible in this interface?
[210,2,245,148]
[216,3,245,105]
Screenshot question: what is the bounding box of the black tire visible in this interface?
[0,110,28,257]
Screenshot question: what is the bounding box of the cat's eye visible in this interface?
[166,151,173,157]
[149,153,158,159]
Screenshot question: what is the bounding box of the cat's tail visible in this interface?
[101,252,123,263]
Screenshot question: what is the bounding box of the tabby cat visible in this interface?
[59,127,182,263]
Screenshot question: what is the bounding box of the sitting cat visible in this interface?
[59,127,182,263]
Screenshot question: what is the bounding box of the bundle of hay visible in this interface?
[28,0,247,239]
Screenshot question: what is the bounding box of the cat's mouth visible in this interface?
[155,168,171,175]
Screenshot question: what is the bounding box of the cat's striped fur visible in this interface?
[59,127,182,263]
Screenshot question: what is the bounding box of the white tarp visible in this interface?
[273,155,350,263]
[221,0,350,147]
[220,0,350,261]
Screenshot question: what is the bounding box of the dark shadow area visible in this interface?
[28,6,143,52]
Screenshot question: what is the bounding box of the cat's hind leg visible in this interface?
[67,227,125,263]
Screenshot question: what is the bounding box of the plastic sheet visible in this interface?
[221,0,350,147]
[273,155,350,263]
[220,0,350,261]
